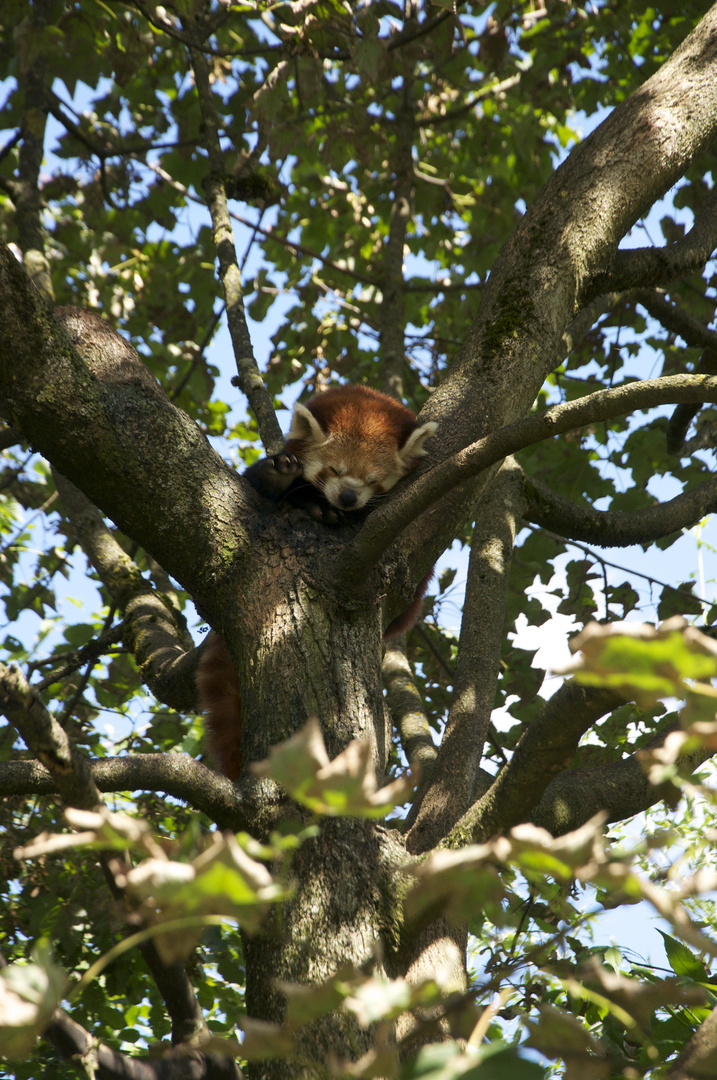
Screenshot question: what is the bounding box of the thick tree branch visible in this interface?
[529,721,714,837]
[0,270,251,609]
[53,470,200,713]
[523,471,717,547]
[446,683,627,848]
[405,459,524,853]
[337,373,717,590]
[189,45,283,455]
[0,754,250,832]
[42,1005,240,1079]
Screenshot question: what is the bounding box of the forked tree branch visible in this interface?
[586,183,717,299]
[0,264,254,609]
[447,682,628,848]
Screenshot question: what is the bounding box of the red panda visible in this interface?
[197,385,437,779]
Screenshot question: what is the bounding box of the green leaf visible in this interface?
[657,930,710,982]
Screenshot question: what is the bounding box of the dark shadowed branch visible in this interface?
[0,423,22,450]
[633,287,717,349]
[586,185,717,300]
[631,285,717,453]
[523,471,717,547]
[558,292,621,364]
[0,754,250,832]
[529,720,714,838]
[33,623,125,690]
[42,1005,240,1079]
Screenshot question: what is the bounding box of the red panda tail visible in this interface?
[196,631,243,780]
[383,569,434,639]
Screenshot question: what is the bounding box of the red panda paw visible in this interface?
[244,452,303,502]
[272,452,303,479]
[307,502,343,527]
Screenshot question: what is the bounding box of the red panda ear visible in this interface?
[399,421,438,467]
[288,403,328,446]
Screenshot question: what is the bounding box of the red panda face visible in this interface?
[286,389,437,511]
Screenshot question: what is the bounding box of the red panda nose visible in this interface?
[338,488,358,508]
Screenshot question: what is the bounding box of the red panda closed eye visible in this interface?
[197,385,437,778]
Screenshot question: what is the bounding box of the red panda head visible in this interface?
[285,386,437,511]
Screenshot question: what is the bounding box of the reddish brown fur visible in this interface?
[285,385,422,457]
[196,632,243,779]
[383,569,433,639]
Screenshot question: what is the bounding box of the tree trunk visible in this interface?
[217,517,467,1073]
[214,517,402,1072]
[243,819,403,1077]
